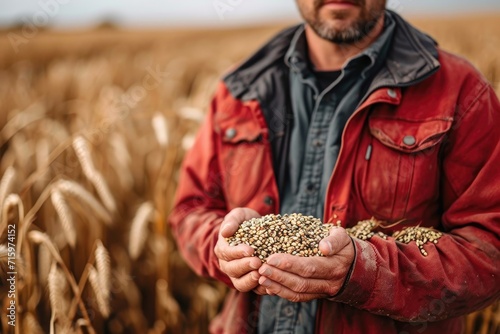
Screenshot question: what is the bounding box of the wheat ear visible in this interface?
[0,193,23,239]
[72,136,117,212]
[23,312,45,334]
[55,180,112,225]
[48,262,69,321]
[50,189,76,248]
[88,265,110,318]
[128,202,154,260]
[95,240,110,301]
[152,112,169,147]
[29,230,97,334]
[0,167,16,213]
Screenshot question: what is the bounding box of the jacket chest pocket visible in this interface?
[356,116,453,221]
[217,118,268,208]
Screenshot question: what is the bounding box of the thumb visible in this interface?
[319,227,351,256]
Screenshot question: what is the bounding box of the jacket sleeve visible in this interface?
[168,83,233,287]
[332,81,500,322]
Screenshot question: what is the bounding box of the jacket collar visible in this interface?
[283,12,396,80]
[224,10,441,100]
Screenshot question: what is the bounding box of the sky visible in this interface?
[1,0,500,28]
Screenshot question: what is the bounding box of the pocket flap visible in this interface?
[218,117,264,144]
[369,116,453,152]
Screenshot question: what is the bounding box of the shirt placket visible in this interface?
[297,94,337,218]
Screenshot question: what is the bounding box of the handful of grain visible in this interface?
[226,213,331,262]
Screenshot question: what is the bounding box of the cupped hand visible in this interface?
[257,227,355,302]
[214,208,264,292]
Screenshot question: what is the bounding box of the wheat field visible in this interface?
[0,14,499,334]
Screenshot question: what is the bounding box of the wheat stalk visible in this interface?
[88,265,110,318]
[72,136,117,212]
[50,189,76,248]
[55,179,112,225]
[0,103,46,143]
[29,230,97,334]
[128,202,154,260]
[95,239,111,301]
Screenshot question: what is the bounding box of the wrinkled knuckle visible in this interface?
[272,283,283,295]
[304,265,317,277]
[219,249,228,260]
[296,280,309,293]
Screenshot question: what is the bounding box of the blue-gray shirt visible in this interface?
[258,13,396,334]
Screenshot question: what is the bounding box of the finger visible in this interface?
[319,227,352,256]
[253,285,267,295]
[232,270,260,293]
[265,253,343,279]
[258,277,323,302]
[259,264,339,295]
[215,239,255,261]
[219,256,262,278]
[220,208,260,238]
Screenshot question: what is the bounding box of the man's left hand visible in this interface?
[257,227,355,302]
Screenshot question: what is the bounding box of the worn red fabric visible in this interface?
[169,49,500,333]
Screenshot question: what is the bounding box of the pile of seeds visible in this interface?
[392,226,443,256]
[345,218,443,257]
[226,213,331,261]
[345,218,388,240]
[228,214,444,260]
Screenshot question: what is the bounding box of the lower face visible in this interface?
[296,0,387,44]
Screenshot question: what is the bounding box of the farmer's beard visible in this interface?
[297,0,386,44]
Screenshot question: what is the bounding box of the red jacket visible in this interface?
[169,13,500,334]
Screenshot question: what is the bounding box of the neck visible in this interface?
[306,15,385,71]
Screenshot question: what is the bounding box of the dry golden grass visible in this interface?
[0,14,499,333]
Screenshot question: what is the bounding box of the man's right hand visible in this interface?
[215,208,263,292]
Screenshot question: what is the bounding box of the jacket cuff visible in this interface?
[329,238,378,307]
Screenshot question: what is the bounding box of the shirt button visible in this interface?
[312,139,323,147]
[387,88,397,98]
[403,135,416,146]
[225,128,237,140]
[284,305,295,317]
[263,196,274,206]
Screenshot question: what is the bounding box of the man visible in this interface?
[169,0,500,332]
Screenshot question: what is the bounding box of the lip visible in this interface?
[321,0,358,8]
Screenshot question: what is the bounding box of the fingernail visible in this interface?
[267,258,281,267]
[260,279,271,287]
[321,240,333,255]
[249,261,259,270]
[250,271,259,280]
[326,240,333,254]
[221,225,230,235]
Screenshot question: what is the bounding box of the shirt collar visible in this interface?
[285,11,396,77]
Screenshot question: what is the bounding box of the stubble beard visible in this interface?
[300,0,385,45]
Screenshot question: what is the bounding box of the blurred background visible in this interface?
[0,1,499,333]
